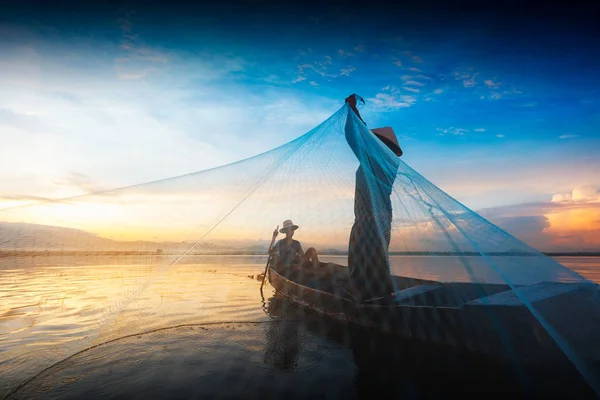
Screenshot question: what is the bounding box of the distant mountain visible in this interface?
[0,221,272,254]
[0,221,117,250]
[0,221,182,252]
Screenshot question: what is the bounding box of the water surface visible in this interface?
[1,255,598,398]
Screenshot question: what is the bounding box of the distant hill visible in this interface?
[1,221,598,257]
[0,221,270,254]
[0,221,116,250]
[0,221,180,252]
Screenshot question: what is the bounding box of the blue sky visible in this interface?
[0,0,599,251]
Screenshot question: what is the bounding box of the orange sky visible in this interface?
[1,181,599,253]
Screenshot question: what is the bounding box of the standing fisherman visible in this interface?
[344,94,405,303]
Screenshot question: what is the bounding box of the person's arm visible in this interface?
[295,242,305,258]
[345,94,366,125]
[344,94,367,161]
[270,241,280,265]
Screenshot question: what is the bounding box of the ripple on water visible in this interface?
[7,322,357,400]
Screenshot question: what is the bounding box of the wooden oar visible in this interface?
[259,225,279,292]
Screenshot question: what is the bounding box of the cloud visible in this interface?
[433,88,444,94]
[552,193,572,203]
[295,54,339,82]
[338,49,353,57]
[488,215,554,250]
[53,172,107,193]
[558,134,579,139]
[455,70,478,88]
[354,45,365,52]
[403,80,425,87]
[115,17,171,81]
[553,185,600,203]
[481,93,503,100]
[484,79,501,88]
[339,66,356,76]
[0,31,342,203]
[502,87,522,95]
[0,108,48,133]
[573,186,599,201]
[291,75,307,83]
[474,128,486,132]
[367,93,416,111]
[478,199,600,252]
[436,127,468,136]
[496,134,505,138]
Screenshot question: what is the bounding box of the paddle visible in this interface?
[259,225,279,292]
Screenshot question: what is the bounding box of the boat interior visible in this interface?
[275,261,594,309]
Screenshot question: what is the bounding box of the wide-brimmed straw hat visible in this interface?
[279,220,299,233]
[371,126,403,157]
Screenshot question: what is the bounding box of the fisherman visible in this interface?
[271,219,320,276]
[344,94,405,303]
[270,219,348,285]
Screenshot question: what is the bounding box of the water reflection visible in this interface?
[263,319,300,371]
[263,293,596,398]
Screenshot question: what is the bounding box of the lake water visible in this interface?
[1,255,599,399]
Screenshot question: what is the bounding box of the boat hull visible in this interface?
[267,266,580,370]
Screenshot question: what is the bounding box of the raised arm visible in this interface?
[344,94,367,161]
[345,94,366,124]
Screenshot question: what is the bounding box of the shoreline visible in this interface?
[1,250,600,258]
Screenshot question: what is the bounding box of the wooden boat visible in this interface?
[267,261,600,373]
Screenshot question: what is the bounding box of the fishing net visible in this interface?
[1,94,599,397]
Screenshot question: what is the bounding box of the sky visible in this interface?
[0,0,599,252]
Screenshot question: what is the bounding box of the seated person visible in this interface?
[271,219,319,275]
[270,219,349,284]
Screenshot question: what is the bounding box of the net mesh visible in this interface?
[1,95,599,397]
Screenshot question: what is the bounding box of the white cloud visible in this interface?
[488,93,502,100]
[572,186,599,201]
[367,93,416,110]
[484,79,501,88]
[503,87,522,95]
[552,186,599,203]
[552,193,573,203]
[433,88,444,94]
[403,80,425,87]
[474,128,486,132]
[339,66,356,76]
[291,75,307,83]
[0,30,341,201]
[558,134,579,139]
[436,127,468,136]
[462,72,478,88]
[496,134,505,138]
